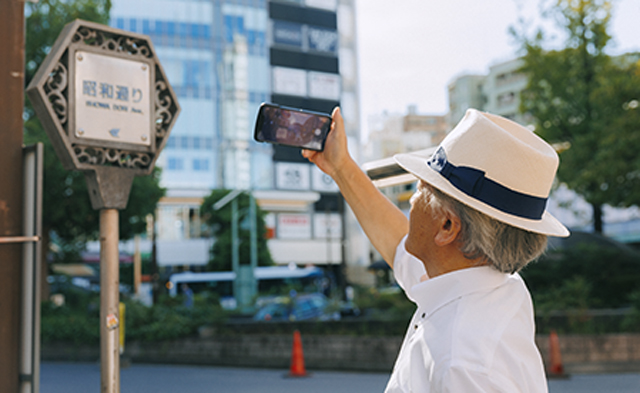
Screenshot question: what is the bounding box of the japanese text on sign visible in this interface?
[74,50,152,147]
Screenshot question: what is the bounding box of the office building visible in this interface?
[110,0,367,279]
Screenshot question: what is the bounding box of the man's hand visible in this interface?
[302,107,352,179]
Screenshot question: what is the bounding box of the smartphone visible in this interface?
[254,103,332,151]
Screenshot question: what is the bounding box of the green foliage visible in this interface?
[522,243,640,310]
[24,0,165,261]
[41,291,228,345]
[201,190,274,271]
[119,169,165,239]
[514,0,640,230]
[25,0,112,86]
[353,286,416,321]
[40,289,100,345]
[590,58,640,207]
[41,303,101,345]
[622,289,640,332]
[123,295,228,342]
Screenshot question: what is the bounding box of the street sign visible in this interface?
[25,20,180,393]
[73,50,153,148]
[26,19,180,209]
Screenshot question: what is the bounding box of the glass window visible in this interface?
[180,136,190,149]
[184,60,211,90]
[166,136,176,149]
[224,15,234,42]
[205,137,214,150]
[167,157,183,170]
[167,22,176,36]
[142,19,151,35]
[190,23,201,38]
[193,159,209,171]
[193,137,201,150]
[116,18,125,30]
[129,18,138,32]
[179,22,188,37]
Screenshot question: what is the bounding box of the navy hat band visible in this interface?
[427,147,547,220]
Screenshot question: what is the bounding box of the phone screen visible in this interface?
[254,104,332,151]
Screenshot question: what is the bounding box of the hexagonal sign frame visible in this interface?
[26,19,180,209]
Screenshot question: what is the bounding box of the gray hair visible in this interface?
[416,181,548,273]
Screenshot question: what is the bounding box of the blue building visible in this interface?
[111,0,272,243]
[109,0,369,280]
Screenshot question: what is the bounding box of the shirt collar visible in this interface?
[408,266,511,315]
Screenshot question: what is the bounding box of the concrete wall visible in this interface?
[536,334,640,374]
[43,333,640,374]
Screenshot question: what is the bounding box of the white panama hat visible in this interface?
[395,109,570,237]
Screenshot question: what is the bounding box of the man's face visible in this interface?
[405,181,438,262]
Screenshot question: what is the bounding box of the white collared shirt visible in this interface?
[385,236,548,393]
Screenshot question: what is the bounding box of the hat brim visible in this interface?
[395,153,570,237]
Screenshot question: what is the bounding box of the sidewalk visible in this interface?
[41,362,640,393]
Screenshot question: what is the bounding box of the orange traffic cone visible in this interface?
[547,330,569,379]
[286,330,309,378]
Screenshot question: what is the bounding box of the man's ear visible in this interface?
[434,213,461,246]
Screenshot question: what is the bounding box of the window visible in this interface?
[129,18,138,32]
[184,60,211,92]
[205,137,213,150]
[167,158,184,171]
[180,136,190,149]
[166,136,176,149]
[193,159,210,171]
[179,22,188,37]
[142,20,151,35]
[167,22,176,36]
[192,137,202,150]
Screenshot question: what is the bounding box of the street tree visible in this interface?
[24,0,165,295]
[201,190,274,271]
[515,0,640,232]
[590,57,640,208]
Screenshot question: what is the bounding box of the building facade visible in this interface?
[365,105,447,162]
[110,0,367,280]
[447,58,529,126]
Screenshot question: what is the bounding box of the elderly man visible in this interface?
[303,108,569,392]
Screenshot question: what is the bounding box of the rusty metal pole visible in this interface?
[100,209,120,393]
[0,1,25,391]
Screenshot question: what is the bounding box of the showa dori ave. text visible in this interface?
[83,80,144,114]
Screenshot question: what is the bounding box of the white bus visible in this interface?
[167,265,324,309]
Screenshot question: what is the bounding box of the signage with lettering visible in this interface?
[26,20,180,210]
[278,213,312,239]
[314,212,342,239]
[73,50,152,149]
[276,162,310,190]
[308,71,341,101]
[272,20,304,48]
[272,66,307,97]
[307,26,338,54]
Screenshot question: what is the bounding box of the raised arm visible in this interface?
[302,107,408,267]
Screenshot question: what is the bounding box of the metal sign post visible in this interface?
[213,190,258,312]
[26,20,179,393]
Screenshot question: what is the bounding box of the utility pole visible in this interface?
[0,1,25,392]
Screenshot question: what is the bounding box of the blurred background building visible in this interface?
[103,1,637,291]
[108,0,370,287]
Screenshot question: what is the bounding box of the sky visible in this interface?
[354,0,640,139]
